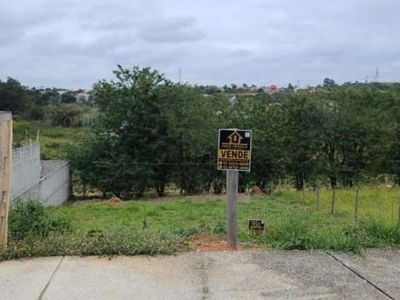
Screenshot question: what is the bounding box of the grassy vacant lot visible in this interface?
[57,186,400,249]
[2,186,400,261]
[13,121,88,159]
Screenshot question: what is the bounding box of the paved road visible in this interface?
[1,250,399,299]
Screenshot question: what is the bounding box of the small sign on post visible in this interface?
[218,129,252,249]
[248,219,265,235]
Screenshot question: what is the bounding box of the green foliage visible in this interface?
[61,91,76,104]
[0,78,32,114]
[69,66,226,197]
[13,121,89,159]
[2,187,400,261]
[6,66,400,195]
[67,65,400,197]
[0,79,64,120]
[0,228,184,261]
[8,199,72,240]
[362,220,400,245]
[45,103,83,127]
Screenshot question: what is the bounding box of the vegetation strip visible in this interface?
[1,189,400,261]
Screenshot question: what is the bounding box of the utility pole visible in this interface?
[0,112,13,250]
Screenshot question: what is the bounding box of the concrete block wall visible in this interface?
[11,143,41,202]
[39,161,70,206]
[10,144,70,206]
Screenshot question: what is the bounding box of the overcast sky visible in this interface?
[1,0,399,89]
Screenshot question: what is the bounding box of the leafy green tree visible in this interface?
[0,78,32,114]
[318,87,385,188]
[70,66,235,197]
[61,91,76,104]
[323,78,336,88]
[45,103,83,127]
[280,93,325,190]
[38,89,61,105]
[374,85,400,185]
[26,105,45,120]
[163,85,223,195]
[68,64,400,198]
[93,66,171,196]
[249,95,287,191]
[68,134,137,198]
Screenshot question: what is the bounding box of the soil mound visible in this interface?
[108,196,124,206]
[250,186,264,195]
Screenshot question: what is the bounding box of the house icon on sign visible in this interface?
[227,131,243,144]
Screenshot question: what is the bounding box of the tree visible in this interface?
[0,78,32,114]
[234,93,286,192]
[68,65,400,198]
[61,92,76,104]
[70,65,234,197]
[372,85,400,185]
[279,94,325,190]
[45,103,83,127]
[323,78,336,88]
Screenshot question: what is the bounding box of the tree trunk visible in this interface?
[83,184,87,199]
[157,186,165,197]
[330,176,337,190]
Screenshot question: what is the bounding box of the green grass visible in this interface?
[301,186,400,222]
[51,186,400,249]
[2,186,400,261]
[48,199,228,236]
[13,121,89,159]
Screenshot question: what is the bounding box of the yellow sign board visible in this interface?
[218,129,252,171]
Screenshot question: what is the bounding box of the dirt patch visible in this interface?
[188,233,262,252]
[139,193,252,204]
[250,186,264,196]
[67,193,253,206]
[108,196,124,206]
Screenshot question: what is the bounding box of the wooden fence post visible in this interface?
[354,186,360,222]
[330,186,336,215]
[0,112,13,250]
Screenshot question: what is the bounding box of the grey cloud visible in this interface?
[26,31,139,59]
[1,0,400,88]
[138,17,205,43]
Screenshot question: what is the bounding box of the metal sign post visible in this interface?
[226,169,239,248]
[218,129,252,249]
